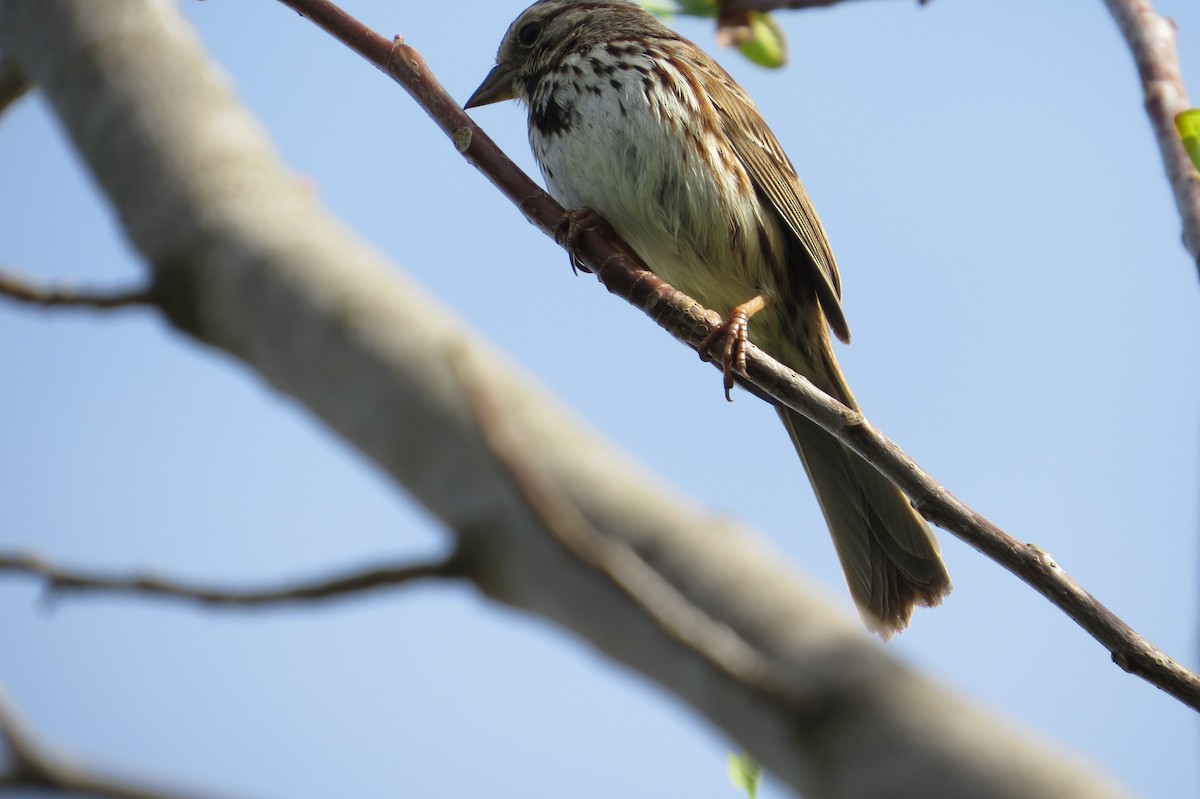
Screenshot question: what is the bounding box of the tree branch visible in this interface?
[0,685,243,799]
[270,0,1200,712]
[457,352,815,714]
[1101,0,1200,275]
[0,551,460,608]
[719,0,929,11]
[0,266,154,309]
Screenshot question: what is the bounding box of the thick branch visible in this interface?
[0,552,459,608]
[0,686,241,799]
[270,0,1200,712]
[458,354,814,714]
[1102,0,1200,273]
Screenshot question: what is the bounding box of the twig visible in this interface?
[0,267,154,309]
[0,551,461,608]
[266,0,1200,710]
[0,685,239,799]
[719,0,929,11]
[454,352,818,716]
[0,55,32,119]
[1102,0,1200,275]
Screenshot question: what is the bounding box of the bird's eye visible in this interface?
[517,22,542,47]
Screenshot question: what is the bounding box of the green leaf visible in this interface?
[1176,109,1200,171]
[727,752,762,799]
[639,0,681,19]
[639,2,786,69]
[735,11,788,69]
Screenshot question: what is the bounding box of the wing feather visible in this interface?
[710,80,851,343]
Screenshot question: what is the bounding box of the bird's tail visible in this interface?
[776,337,951,637]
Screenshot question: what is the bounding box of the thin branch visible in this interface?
[720,0,929,10]
[1101,0,1200,275]
[0,551,461,608]
[0,55,32,119]
[0,266,154,309]
[739,340,1200,709]
[271,0,1200,712]
[455,352,818,716]
[692,0,926,40]
[0,685,241,799]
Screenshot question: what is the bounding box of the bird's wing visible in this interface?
[710,82,850,343]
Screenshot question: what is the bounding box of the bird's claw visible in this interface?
[554,208,603,275]
[698,309,752,402]
[698,293,770,402]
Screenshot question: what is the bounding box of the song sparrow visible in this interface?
[466,0,950,636]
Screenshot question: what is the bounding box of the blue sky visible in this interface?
[1,1,1197,797]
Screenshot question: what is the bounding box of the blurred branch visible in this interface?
[0,551,461,608]
[0,685,239,799]
[271,0,1200,713]
[0,266,154,309]
[1102,0,1200,275]
[0,55,31,119]
[457,353,814,714]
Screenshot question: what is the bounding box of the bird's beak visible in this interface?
[465,63,517,108]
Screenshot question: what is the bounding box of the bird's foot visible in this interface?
[554,207,605,275]
[698,293,770,402]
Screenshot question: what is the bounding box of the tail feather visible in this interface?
[778,408,951,636]
[774,333,952,637]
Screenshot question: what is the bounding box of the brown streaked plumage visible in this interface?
[467,0,950,636]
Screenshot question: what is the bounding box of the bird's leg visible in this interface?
[554,208,605,275]
[698,293,771,402]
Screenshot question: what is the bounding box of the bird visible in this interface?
[465,0,950,636]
